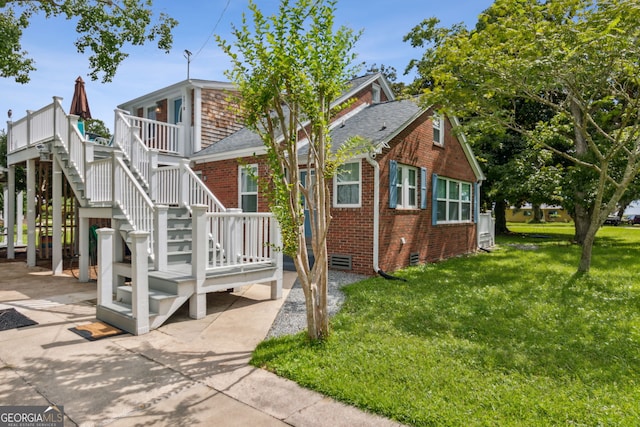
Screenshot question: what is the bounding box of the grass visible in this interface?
[251,223,640,426]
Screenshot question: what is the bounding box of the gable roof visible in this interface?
[191,95,485,182]
[298,98,423,157]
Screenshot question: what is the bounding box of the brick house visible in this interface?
[187,74,486,275]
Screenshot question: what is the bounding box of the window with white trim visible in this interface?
[436,177,472,222]
[433,113,444,146]
[396,164,418,209]
[334,160,361,207]
[239,164,258,212]
[390,161,427,210]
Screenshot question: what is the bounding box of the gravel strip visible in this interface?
[266,270,367,338]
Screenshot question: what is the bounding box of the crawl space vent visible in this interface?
[329,254,352,270]
[410,252,420,266]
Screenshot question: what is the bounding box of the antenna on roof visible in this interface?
[184,50,192,80]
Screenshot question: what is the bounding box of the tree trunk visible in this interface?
[573,201,590,245]
[577,221,598,273]
[494,199,510,234]
[531,203,543,223]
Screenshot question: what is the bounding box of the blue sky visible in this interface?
[1,0,493,129]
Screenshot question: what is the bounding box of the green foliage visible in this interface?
[407,0,640,271]
[0,0,177,83]
[84,118,111,139]
[252,224,640,426]
[217,0,361,256]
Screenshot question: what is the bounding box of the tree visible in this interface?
[1,0,177,83]
[218,0,361,340]
[409,0,640,273]
[364,63,405,97]
[85,118,111,139]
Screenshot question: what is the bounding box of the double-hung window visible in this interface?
[396,164,418,209]
[390,161,427,210]
[433,113,444,146]
[435,176,472,222]
[334,160,361,207]
[239,164,258,212]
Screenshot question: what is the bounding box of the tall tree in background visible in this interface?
[407,0,640,273]
[218,0,360,340]
[1,0,177,83]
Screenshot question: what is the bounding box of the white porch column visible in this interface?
[16,191,23,245]
[130,230,150,335]
[96,228,114,306]
[153,205,168,271]
[193,87,202,153]
[52,157,63,275]
[6,165,15,259]
[189,205,208,320]
[26,158,36,267]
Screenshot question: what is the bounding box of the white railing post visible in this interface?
[130,230,150,335]
[179,159,190,208]
[112,151,123,205]
[128,125,139,165]
[154,205,168,271]
[190,205,208,320]
[96,228,115,306]
[228,208,243,265]
[149,150,158,201]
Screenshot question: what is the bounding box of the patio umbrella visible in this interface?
[69,76,92,120]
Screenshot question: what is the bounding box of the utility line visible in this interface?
[193,0,232,59]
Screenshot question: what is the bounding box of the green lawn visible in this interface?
[251,223,640,426]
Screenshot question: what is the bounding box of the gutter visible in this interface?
[365,151,380,272]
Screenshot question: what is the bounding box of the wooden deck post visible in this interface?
[52,157,63,275]
[96,228,115,306]
[189,205,208,320]
[26,158,36,267]
[154,205,168,272]
[130,230,150,335]
[6,165,15,259]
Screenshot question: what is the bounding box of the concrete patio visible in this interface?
[0,261,402,426]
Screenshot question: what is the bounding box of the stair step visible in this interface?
[96,301,158,335]
[116,286,177,303]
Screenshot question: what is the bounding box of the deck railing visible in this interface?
[156,160,226,213]
[7,101,55,152]
[191,207,280,274]
[86,157,112,203]
[113,110,157,190]
[113,153,155,258]
[124,115,181,155]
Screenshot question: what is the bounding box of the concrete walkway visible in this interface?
[0,262,402,426]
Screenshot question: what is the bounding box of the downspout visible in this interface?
[366,152,380,273]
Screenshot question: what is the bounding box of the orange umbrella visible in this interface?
[69,76,92,119]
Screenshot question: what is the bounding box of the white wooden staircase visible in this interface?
[7,97,283,335]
